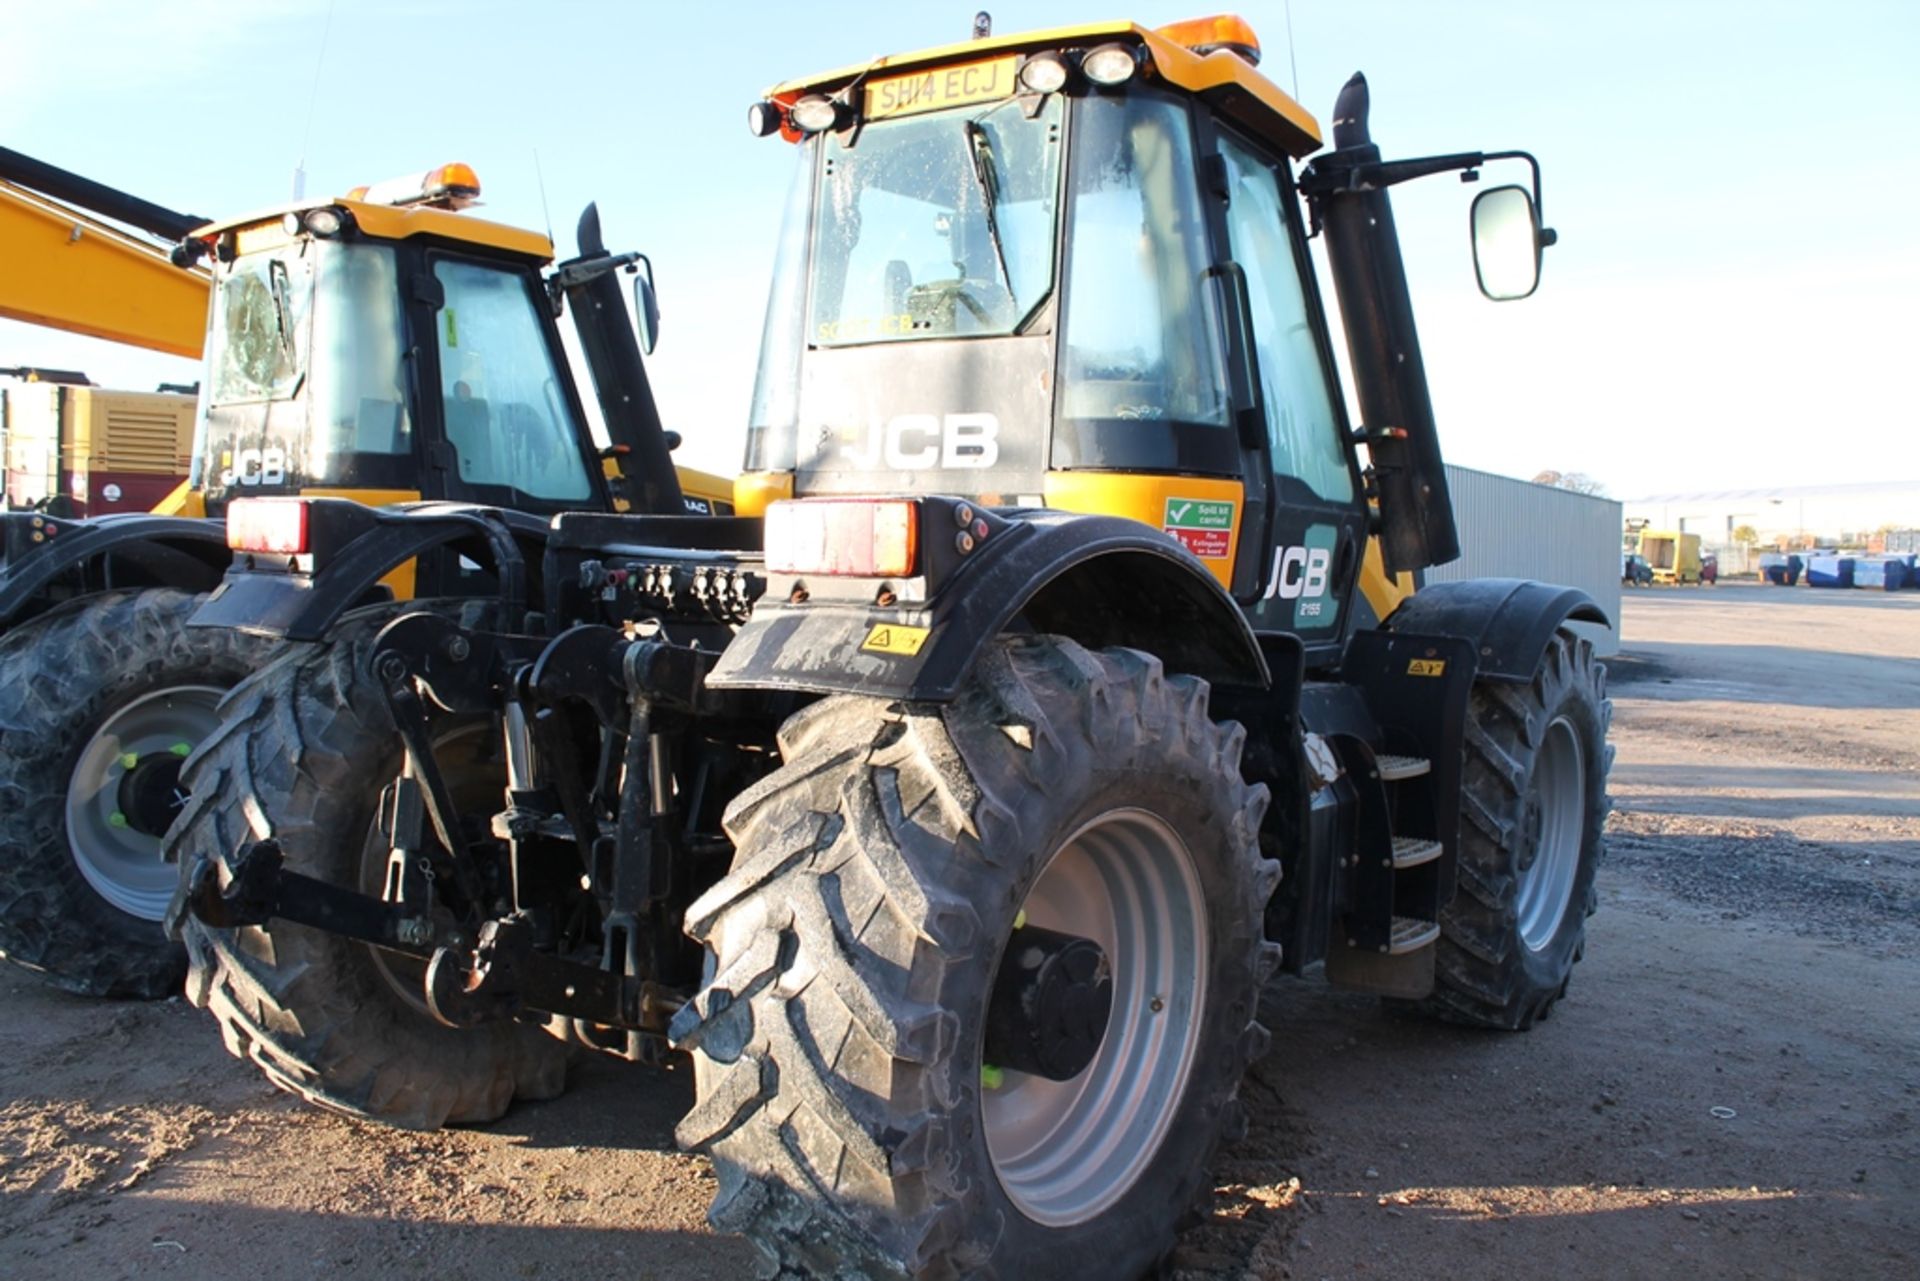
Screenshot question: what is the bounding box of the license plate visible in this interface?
[865,56,1018,121]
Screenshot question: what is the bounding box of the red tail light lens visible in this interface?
[765,500,918,577]
[227,498,310,555]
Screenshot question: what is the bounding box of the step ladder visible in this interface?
[1326,746,1443,998]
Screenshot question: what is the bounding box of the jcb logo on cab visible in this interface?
[219,448,287,488]
[842,413,1000,471]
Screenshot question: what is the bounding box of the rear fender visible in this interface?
[1383,577,1609,682]
[0,511,228,628]
[191,504,550,641]
[706,510,1270,700]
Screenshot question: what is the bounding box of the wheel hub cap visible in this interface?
[66,686,223,921]
[982,923,1113,1082]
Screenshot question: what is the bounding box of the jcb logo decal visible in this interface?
[1261,545,1330,601]
[1260,524,1341,629]
[218,447,287,488]
[842,413,1000,471]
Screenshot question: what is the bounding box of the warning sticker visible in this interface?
[1407,658,1447,677]
[1163,497,1235,560]
[862,623,930,657]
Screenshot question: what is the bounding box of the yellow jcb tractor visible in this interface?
[174,14,1611,1279]
[0,150,728,998]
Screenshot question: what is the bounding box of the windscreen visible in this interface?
[196,238,412,491]
[808,94,1064,346]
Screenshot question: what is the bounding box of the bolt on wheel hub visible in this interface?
[983,923,1113,1082]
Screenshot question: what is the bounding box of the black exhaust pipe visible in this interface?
[1304,73,1459,573]
[559,204,685,517]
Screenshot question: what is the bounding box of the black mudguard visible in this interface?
[0,511,229,629]
[190,503,550,641]
[1382,577,1610,683]
[706,510,1270,701]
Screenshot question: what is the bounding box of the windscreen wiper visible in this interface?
[964,119,1014,297]
[267,259,296,364]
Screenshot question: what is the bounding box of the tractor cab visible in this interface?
[738,15,1549,664]
[186,165,614,518]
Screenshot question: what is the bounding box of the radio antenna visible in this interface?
[533,149,555,248]
[293,0,338,199]
[1284,0,1301,101]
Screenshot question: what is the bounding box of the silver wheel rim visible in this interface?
[1516,714,1585,952]
[983,808,1207,1227]
[66,685,224,921]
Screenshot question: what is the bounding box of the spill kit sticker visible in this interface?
[1163,497,1235,559]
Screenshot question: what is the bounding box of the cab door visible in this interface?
[1201,122,1370,660]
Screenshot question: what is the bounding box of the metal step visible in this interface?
[1389,915,1440,954]
[1376,753,1431,781]
[1390,835,1443,869]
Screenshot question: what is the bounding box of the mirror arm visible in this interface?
[546,249,644,316]
[1305,147,1547,232]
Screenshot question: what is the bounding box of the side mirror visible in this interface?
[631,254,660,355]
[1470,184,1547,301]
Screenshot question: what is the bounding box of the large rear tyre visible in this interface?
[1428,630,1613,1029]
[673,637,1280,1279]
[0,589,267,998]
[167,602,568,1129]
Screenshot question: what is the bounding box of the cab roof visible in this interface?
[195,197,554,263]
[767,16,1323,159]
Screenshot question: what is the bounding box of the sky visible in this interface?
[3,0,1916,496]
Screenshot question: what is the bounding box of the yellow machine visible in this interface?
[0,375,195,515]
[1641,529,1702,584]
[2,149,210,508]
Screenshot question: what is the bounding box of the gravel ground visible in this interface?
[2,580,1915,1279]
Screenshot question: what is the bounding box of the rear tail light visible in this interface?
[765,500,918,577]
[227,498,310,555]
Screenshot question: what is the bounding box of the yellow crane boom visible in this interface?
[0,148,210,359]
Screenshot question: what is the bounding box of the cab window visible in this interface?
[1056,92,1231,435]
[431,259,592,502]
[1217,133,1352,503]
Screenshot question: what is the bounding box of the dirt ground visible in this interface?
[2,580,1915,1280]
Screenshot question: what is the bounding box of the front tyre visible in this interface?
[673,637,1279,1279]
[0,589,267,998]
[1429,630,1613,1029]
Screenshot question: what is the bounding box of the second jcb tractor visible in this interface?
[0,154,725,998]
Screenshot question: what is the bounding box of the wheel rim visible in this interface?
[1515,714,1585,952]
[66,685,225,921]
[983,808,1207,1227]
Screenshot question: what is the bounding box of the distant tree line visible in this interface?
[1530,470,1608,496]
